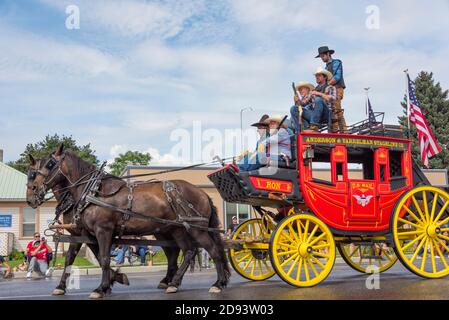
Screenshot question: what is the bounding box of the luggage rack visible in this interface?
[320,111,404,138]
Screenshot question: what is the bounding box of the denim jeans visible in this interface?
[116,245,131,264]
[137,246,147,264]
[238,154,263,171]
[291,97,329,130]
[28,257,48,275]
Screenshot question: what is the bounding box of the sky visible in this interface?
[0,0,448,165]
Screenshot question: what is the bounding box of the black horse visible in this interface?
[26,145,230,299]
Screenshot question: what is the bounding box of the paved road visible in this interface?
[1,262,448,300]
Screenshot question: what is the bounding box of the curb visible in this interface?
[12,265,168,279]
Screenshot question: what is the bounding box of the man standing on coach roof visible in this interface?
[316,46,347,133]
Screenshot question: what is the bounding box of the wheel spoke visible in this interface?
[296,219,303,241]
[430,192,439,223]
[433,239,449,268]
[243,256,254,271]
[262,259,272,272]
[434,201,449,224]
[435,237,449,253]
[422,191,430,223]
[436,216,449,228]
[410,235,427,263]
[402,204,425,226]
[286,255,300,276]
[237,253,252,263]
[312,243,329,250]
[304,259,310,282]
[277,249,298,256]
[302,220,310,242]
[398,217,423,229]
[308,232,326,247]
[310,255,325,269]
[348,245,360,259]
[307,258,319,277]
[280,253,298,268]
[420,238,429,271]
[438,234,449,242]
[401,233,425,252]
[257,259,263,276]
[296,258,303,282]
[312,251,329,259]
[288,222,300,243]
[430,239,437,274]
[306,225,319,244]
[412,195,427,223]
[250,258,256,276]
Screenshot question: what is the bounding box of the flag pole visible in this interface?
[404,69,411,139]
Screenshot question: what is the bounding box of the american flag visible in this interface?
[407,74,442,168]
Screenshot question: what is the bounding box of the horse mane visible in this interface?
[65,151,97,177]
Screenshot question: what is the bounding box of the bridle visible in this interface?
[29,154,69,205]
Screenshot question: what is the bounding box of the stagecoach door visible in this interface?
[346,148,387,222]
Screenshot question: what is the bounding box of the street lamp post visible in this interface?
[240,107,253,152]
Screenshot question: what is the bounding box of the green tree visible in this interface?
[398,71,449,169]
[109,151,152,176]
[8,134,99,173]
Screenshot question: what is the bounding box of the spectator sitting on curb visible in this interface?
[27,239,53,279]
[0,256,11,279]
[25,232,41,263]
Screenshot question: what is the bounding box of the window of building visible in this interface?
[224,202,250,230]
[22,207,37,238]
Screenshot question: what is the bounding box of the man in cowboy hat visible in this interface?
[290,81,315,133]
[316,46,347,133]
[237,115,269,171]
[238,114,291,171]
[300,67,336,132]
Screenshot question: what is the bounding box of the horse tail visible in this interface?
[207,196,231,285]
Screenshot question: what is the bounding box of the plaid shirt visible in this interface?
[298,93,314,107]
[315,83,337,110]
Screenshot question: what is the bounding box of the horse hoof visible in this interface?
[158,282,168,289]
[119,273,130,286]
[52,288,65,296]
[165,286,178,294]
[89,292,104,299]
[209,286,222,294]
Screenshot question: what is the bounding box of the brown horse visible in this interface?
[26,145,230,299]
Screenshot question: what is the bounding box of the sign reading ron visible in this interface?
[0,215,12,228]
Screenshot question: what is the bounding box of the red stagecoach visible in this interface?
[208,125,449,287]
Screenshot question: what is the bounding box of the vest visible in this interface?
[326,59,346,89]
[315,82,328,93]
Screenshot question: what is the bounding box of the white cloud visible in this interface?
[40,0,203,39]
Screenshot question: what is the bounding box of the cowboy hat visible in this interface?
[251,114,269,128]
[296,81,315,91]
[315,46,335,58]
[265,114,289,128]
[314,67,333,81]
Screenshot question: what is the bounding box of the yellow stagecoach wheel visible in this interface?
[337,242,397,273]
[229,219,276,281]
[392,186,449,278]
[270,214,335,287]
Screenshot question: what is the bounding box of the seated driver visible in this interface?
[238,115,291,171]
[238,115,269,171]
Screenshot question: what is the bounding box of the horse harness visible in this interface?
[71,169,221,235]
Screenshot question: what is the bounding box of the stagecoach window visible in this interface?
[311,162,332,183]
[336,163,344,181]
[22,207,37,238]
[389,150,403,177]
[347,148,375,180]
[224,202,250,229]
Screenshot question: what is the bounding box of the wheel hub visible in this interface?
[251,249,268,260]
[298,243,312,258]
[426,224,440,239]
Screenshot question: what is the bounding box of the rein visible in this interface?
[39,156,234,202]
